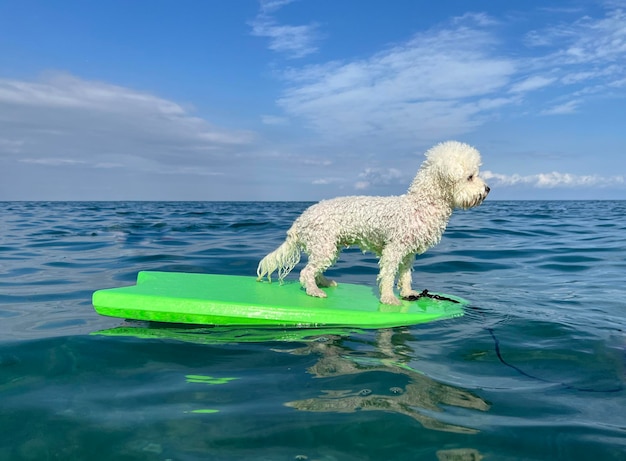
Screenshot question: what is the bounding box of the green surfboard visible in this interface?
[92,271,466,328]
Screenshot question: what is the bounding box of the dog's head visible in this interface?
[419,141,490,209]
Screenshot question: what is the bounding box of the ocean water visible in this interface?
[0,200,625,461]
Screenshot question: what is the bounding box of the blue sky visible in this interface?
[1,0,625,201]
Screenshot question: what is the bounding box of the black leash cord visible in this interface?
[405,290,622,393]
[402,289,460,304]
[474,307,623,394]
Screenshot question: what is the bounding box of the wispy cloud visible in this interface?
[278,13,517,146]
[269,5,626,149]
[250,0,320,59]
[312,177,342,185]
[355,168,405,190]
[19,157,87,166]
[0,73,253,175]
[540,99,581,115]
[0,138,24,154]
[523,6,626,95]
[510,75,556,93]
[483,170,625,188]
[526,7,626,65]
[258,0,295,14]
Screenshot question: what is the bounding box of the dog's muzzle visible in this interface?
[480,185,491,202]
[471,185,490,208]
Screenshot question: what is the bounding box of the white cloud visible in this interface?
[301,157,332,166]
[251,21,319,58]
[451,12,499,27]
[609,76,626,87]
[1,73,189,117]
[525,8,626,68]
[19,157,86,166]
[354,167,405,190]
[0,73,253,175]
[560,65,620,85]
[312,177,342,185]
[510,76,556,93]
[278,14,516,146]
[250,0,320,59]
[561,9,626,65]
[540,99,581,115]
[259,0,295,13]
[482,170,625,188]
[268,5,626,150]
[0,138,24,154]
[526,5,626,84]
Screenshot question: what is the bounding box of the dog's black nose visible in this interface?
[485,185,491,193]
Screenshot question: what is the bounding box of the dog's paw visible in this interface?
[400,289,420,300]
[306,287,328,298]
[316,277,338,288]
[380,293,402,306]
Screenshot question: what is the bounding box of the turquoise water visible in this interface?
[1,201,625,460]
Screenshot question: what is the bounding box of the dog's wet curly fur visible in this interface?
[257,141,490,305]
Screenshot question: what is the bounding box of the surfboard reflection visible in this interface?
[94,324,489,434]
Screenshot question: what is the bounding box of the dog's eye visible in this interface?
[467,174,474,181]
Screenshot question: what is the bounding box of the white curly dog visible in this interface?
[257,141,490,305]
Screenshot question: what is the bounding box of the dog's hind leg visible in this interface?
[397,253,419,299]
[299,244,339,298]
[315,273,338,288]
[300,263,327,298]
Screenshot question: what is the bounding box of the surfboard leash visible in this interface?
[470,306,624,394]
[402,289,460,303]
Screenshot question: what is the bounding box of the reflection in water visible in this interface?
[282,329,490,434]
[436,448,484,461]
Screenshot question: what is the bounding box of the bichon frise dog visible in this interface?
[257,141,490,305]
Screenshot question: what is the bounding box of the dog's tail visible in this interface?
[256,232,301,283]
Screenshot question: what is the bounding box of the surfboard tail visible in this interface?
[256,234,301,284]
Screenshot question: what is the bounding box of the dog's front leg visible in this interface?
[377,246,403,305]
[397,253,420,299]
